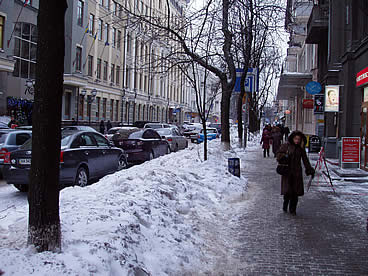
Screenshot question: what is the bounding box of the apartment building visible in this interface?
[0,0,190,126]
[277,0,318,136]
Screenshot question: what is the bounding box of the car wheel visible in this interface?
[117,155,128,171]
[149,151,154,160]
[175,143,179,152]
[13,184,28,192]
[185,141,188,148]
[75,166,89,187]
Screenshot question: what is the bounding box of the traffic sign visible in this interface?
[234,68,259,93]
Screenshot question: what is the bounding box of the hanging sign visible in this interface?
[314,94,324,114]
[303,99,314,109]
[306,81,322,95]
[356,67,368,87]
[325,85,339,112]
[341,137,360,163]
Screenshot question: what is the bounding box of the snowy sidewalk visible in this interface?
[202,147,368,275]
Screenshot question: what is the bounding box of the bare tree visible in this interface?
[28,0,67,252]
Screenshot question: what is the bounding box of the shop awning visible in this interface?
[277,72,312,100]
[0,56,15,73]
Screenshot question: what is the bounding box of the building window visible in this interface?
[0,16,4,50]
[117,30,121,50]
[97,58,102,79]
[13,23,37,79]
[105,0,110,10]
[99,0,104,6]
[98,19,103,40]
[127,33,131,53]
[64,92,71,119]
[79,96,84,120]
[113,1,118,15]
[87,55,93,76]
[126,67,131,88]
[104,23,109,44]
[112,27,116,47]
[75,46,82,72]
[110,99,114,120]
[116,66,120,84]
[103,98,107,119]
[103,61,108,81]
[89,14,95,34]
[111,64,115,83]
[96,97,101,119]
[115,100,119,121]
[77,0,84,27]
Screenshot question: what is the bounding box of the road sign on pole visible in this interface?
[234,68,259,93]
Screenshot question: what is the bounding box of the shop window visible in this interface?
[103,98,107,119]
[13,23,37,79]
[64,92,71,119]
[79,96,84,119]
[110,99,114,120]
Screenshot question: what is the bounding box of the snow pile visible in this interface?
[0,139,247,275]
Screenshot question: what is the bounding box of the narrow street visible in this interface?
[205,147,368,275]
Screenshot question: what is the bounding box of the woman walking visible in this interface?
[260,126,272,158]
[276,131,315,215]
[271,127,283,158]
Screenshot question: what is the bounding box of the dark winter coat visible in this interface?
[271,130,283,154]
[106,120,112,131]
[99,120,105,134]
[260,130,272,149]
[276,131,314,196]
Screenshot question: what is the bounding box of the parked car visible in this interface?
[183,124,202,143]
[197,128,218,143]
[156,128,188,152]
[144,123,172,129]
[0,130,32,171]
[209,123,221,135]
[3,131,127,192]
[15,126,32,130]
[0,122,10,129]
[112,128,170,163]
[62,126,97,132]
[105,127,137,141]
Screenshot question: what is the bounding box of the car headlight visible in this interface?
[11,159,16,164]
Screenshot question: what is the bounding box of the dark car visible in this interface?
[3,131,127,192]
[156,128,188,152]
[112,128,170,163]
[0,130,32,170]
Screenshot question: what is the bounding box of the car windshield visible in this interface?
[145,124,162,129]
[115,128,140,139]
[19,133,73,150]
[0,133,8,143]
[157,129,171,136]
[129,131,143,139]
[107,128,119,134]
[201,129,217,134]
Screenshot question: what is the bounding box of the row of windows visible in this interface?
[86,54,121,84]
[76,96,120,122]
[88,14,121,49]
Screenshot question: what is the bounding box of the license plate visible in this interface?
[19,158,31,165]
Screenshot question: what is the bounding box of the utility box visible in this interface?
[228,158,240,177]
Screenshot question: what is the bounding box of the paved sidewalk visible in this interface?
[231,148,368,275]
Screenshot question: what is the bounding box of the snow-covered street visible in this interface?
[0,139,249,275]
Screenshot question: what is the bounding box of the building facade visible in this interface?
[277,0,318,137]
[0,0,193,127]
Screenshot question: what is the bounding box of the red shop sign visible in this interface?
[356,67,368,87]
[302,99,314,109]
[341,137,360,163]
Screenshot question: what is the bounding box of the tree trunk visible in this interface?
[237,92,244,146]
[249,107,260,133]
[220,82,231,150]
[28,0,67,252]
[202,120,208,161]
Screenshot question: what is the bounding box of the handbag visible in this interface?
[276,146,289,176]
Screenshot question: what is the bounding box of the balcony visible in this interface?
[305,5,329,44]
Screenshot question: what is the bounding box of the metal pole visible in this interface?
[76,87,79,125]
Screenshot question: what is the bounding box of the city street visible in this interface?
[199,147,368,275]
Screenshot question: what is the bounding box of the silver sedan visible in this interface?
[157,128,188,152]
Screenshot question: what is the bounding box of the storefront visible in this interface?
[357,66,368,170]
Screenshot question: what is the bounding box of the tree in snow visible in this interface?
[28,0,68,252]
